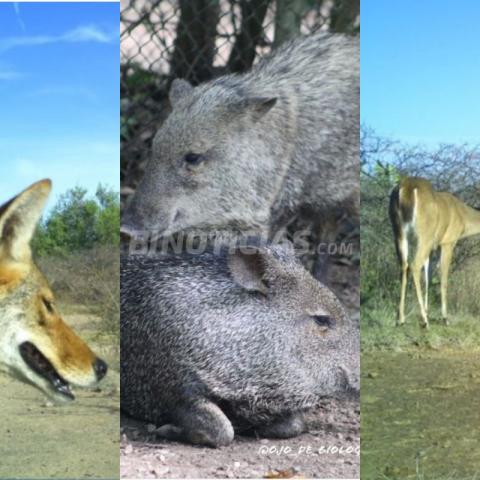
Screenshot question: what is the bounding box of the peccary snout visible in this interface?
[121,243,358,447]
[121,184,176,238]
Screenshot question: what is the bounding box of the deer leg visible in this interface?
[396,231,409,326]
[412,243,432,328]
[423,256,430,315]
[440,243,454,326]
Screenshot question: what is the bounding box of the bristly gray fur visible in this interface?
[122,33,359,238]
[120,244,359,447]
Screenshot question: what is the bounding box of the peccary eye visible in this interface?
[313,315,335,329]
[42,298,54,314]
[184,152,205,166]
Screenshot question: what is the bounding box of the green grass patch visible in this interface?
[362,300,480,352]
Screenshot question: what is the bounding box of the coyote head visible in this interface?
[0,179,108,401]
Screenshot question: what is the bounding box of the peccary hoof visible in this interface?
[168,400,235,448]
[255,414,306,439]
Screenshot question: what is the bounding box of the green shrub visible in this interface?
[32,184,119,256]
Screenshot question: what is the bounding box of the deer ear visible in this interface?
[0,179,51,262]
[227,248,269,295]
[169,79,194,107]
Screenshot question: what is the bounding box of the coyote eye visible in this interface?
[313,315,336,329]
[42,298,54,314]
[183,152,205,167]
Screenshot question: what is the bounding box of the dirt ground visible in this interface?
[121,398,359,479]
[120,258,360,479]
[362,350,480,479]
[0,309,120,480]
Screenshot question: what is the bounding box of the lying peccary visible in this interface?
[121,33,359,238]
[121,244,359,447]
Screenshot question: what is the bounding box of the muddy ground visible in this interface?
[0,309,120,480]
[362,350,480,479]
[120,259,360,479]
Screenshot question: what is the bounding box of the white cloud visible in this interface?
[0,68,23,80]
[62,25,112,43]
[13,3,26,33]
[29,85,97,100]
[0,24,115,54]
[0,60,23,80]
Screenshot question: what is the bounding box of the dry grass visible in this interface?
[36,246,120,337]
[449,255,480,317]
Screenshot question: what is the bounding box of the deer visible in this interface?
[389,176,480,328]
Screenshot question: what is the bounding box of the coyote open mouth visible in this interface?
[19,341,74,400]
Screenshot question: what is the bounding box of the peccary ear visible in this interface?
[169,79,194,107]
[227,248,269,295]
[232,97,277,121]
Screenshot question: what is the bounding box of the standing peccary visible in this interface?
[121,33,359,238]
[121,243,359,447]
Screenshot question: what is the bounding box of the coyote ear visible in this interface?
[0,179,51,262]
[169,79,194,107]
[227,247,269,295]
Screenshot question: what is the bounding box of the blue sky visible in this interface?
[0,2,119,211]
[361,0,480,146]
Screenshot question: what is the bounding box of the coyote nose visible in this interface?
[93,358,108,381]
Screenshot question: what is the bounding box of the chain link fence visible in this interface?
[120,0,360,292]
[120,0,359,190]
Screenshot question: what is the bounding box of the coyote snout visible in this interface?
[0,179,108,401]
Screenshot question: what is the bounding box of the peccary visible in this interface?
[122,33,359,239]
[121,244,359,447]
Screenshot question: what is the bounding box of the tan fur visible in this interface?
[0,180,106,401]
[25,266,97,379]
[0,263,26,291]
[389,176,480,328]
